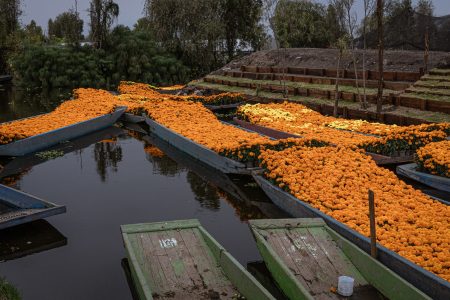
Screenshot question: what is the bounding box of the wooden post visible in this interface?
[369,190,377,258]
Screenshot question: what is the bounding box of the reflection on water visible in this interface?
[0,85,71,122]
[0,220,67,262]
[187,171,221,210]
[144,144,187,177]
[94,139,123,182]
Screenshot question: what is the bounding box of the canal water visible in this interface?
[0,85,287,300]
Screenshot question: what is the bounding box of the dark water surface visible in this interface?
[0,85,287,299]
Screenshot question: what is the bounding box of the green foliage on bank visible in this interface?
[10,26,190,90]
[0,278,21,300]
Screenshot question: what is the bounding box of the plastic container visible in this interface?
[338,276,355,296]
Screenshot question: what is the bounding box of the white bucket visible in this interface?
[338,276,355,296]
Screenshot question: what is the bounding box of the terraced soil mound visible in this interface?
[216,48,450,73]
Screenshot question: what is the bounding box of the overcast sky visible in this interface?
[21,0,450,35]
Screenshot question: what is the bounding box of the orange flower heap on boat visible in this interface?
[141,99,324,163]
[118,81,245,106]
[259,145,450,281]
[416,140,450,178]
[237,102,448,155]
[0,88,118,145]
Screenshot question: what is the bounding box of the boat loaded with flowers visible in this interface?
[138,97,326,173]
[397,140,450,192]
[118,81,245,106]
[0,89,126,156]
[235,102,449,165]
[117,82,246,122]
[253,144,450,299]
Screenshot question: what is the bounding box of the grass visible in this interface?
[206,75,397,96]
[421,74,450,82]
[401,91,450,102]
[0,278,21,300]
[407,87,450,97]
[415,80,450,89]
[191,81,450,123]
[430,68,450,76]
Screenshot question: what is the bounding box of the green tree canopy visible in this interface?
[272,0,332,48]
[48,10,84,45]
[144,0,265,76]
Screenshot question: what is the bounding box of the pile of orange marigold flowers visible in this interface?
[259,145,450,281]
[0,88,119,145]
[140,98,325,163]
[416,140,450,178]
[237,102,448,155]
[118,81,244,106]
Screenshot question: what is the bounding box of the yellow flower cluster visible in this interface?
[237,102,447,155]
[416,140,450,178]
[259,145,450,281]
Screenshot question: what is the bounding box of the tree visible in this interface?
[383,0,415,48]
[48,10,83,45]
[0,0,21,40]
[376,0,384,114]
[219,0,264,60]
[272,0,331,48]
[144,0,265,76]
[0,0,21,73]
[89,0,119,49]
[333,37,348,117]
[326,2,346,45]
[362,0,375,108]
[22,20,45,44]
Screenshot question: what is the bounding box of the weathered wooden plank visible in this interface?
[121,220,275,300]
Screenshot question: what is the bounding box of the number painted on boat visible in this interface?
[159,238,178,248]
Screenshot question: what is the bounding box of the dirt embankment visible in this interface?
[215,48,450,73]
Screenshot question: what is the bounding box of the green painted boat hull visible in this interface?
[121,219,275,300]
[249,218,431,300]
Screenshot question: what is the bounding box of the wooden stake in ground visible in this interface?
[376,0,384,115]
[424,26,429,74]
[369,189,377,258]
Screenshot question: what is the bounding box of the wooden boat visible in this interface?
[0,106,127,156]
[252,174,450,299]
[0,184,66,230]
[0,75,12,83]
[121,112,146,124]
[233,118,415,165]
[145,117,258,174]
[120,219,275,300]
[397,163,450,193]
[204,102,244,111]
[0,219,66,261]
[0,126,125,178]
[249,218,430,300]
